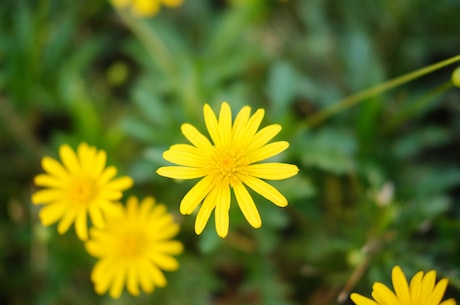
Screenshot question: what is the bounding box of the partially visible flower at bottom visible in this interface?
[85,196,183,298]
[111,0,184,17]
[351,265,456,305]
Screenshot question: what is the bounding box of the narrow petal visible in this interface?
[350,293,379,305]
[147,263,167,288]
[32,189,63,204]
[92,150,107,178]
[410,271,424,305]
[204,103,221,146]
[60,144,81,175]
[163,144,208,167]
[151,241,183,255]
[42,156,69,179]
[246,124,282,152]
[233,182,261,228]
[180,176,215,214]
[215,184,231,238]
[440,299,457,305]
[157,166,206,179]
[181,123,213,151]
[57,209,77,234]
[218,102,232,145]
[149,253,179,271]
[38,201,69,226]
[79,143,97,175]
[371,282,400,305]
[109,268,126,299]
[195,188,218,234]
[247,141,289,163]
[89,205,105,228]
[247,163,299,180]
[426,278,449,305]
[126,265,140,296]
[421,271,437,302]
[98,166,117,184]
[105,176,134,192]
[239,108,265,148]
[75,210,88,240]
[231,106,251,145]
[34,174,66,188]
[138,261,154,293]
[392,266,411,305]
[243,176,288,207]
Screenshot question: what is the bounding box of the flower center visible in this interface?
[70,179,97,205]
[118,233,146,258]
[212,147,249,186]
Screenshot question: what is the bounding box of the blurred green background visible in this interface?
[1,0,460,304]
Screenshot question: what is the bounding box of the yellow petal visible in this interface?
[75,209,88,240]
[243,176,288,207]
[57,209,77,235]
[233,182,261,228]
[92,258,115,294]
[204,103,221,146]
[38,201,69,226]
[60,144,81,175]
[180,176,215,214]
[163,144,208,167]
[138,260,154,293]
[215,184,230,238]
[440,299,457,305]
[410,271,424,305]
[247,163,299,180]
[32,189,63,204]
[34,174,66,188]
[371,282,400,305]
[426,278,449,305]
[126,265,140,296]
[149,252,179,271]
[42,156,69,179]
[239,108,265,148]
[151,241,184,255]
[195,188,218,234]
[157,166,206,179]
[350,293,379,305]
[218,102,232,145]
[92,150,107,178]
[181,123,213,151]
[246,124,281,152]
[109,268,126,299]
[105,176,134,192]
[89,205,105,228]
[392,266,411,305]
[147,263,167,287]
[421,270,437,301]
[247,141,289,163]
[231,106,251,145]
[98,166,117,184]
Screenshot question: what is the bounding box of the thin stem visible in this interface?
[305,54,460,128]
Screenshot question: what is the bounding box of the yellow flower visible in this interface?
[85,196,183,299]
[351,265,456,305]
[157,102,299,238]
[111,0,184,17]
[32,143,133,240]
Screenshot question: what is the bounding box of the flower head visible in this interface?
[85,196,183,298]
[111,0,183,17]
[351,265,456,305]
[31,143,133,240]
[157,102,299,238]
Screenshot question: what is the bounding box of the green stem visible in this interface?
[305,54,460,127]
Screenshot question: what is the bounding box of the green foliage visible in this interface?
[1,0,460,304]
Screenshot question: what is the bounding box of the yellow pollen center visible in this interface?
[212,147,249,185]
[70,179,96,204]
[118,233,146,258]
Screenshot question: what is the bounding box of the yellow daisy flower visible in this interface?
[157,102,299,238]
[111,0,184,17]
[85,196,183,299]
[351,265,457,305]
[31,143,134,240]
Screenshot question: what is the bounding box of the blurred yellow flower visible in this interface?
[85,196,183,299]
[351,265,456,305]
[157,102,299,238]
[32,143,133,240]
[111,0,183,17]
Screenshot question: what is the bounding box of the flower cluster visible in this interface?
[32,142,182,299]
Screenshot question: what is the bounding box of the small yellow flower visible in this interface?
[351,265,456,305]
[157,102,299,238]
[32,143,133,240]
[85,196,183,299]
[111,0,184,17]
